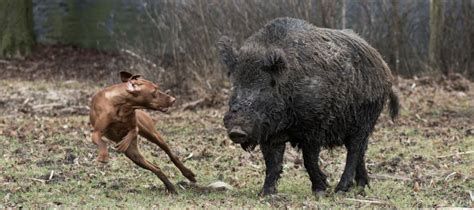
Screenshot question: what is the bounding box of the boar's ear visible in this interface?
[217,36,238,72]
[261,49,287,76]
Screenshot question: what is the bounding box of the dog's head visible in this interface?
[120,71,175,112]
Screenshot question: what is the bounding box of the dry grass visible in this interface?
[0,76,472,208]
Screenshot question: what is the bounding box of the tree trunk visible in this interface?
[0,0,35,58]
[429,0,444,74]
[391,0,401,75]
[462,0,473,78]
[318,0,329,28]
[341,0,346,29]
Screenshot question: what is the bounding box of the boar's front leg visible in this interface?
[259,142,285,196]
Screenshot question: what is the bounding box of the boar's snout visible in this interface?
[228,126,248,143]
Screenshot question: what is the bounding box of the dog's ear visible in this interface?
[120,71,133,82]
[120,71,142,82]
[130,74,142,80]
[126,80,140,95]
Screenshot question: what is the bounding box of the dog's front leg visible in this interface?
[115,127,138,152]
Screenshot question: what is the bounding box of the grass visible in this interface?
[0,79,473,208]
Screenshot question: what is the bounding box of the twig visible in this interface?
[370,174,411,181]
[120,49,157,68]
[437,151,474,158]
[344,198,390,205]
[0,114,20,119]
[49,170,55,180]
[249,163,261,169]
[183,153,193,161]
[444,172,459,181]
[28,177,46,184]
[212,155,223,164]
[21,98,31,106]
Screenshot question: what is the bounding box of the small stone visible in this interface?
[207,181,233,191]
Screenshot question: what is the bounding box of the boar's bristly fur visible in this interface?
[218,17,400,195]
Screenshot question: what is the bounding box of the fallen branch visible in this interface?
[32,103,63,109]
[370,174,411,181]
[344,198,390,205]
[58,106,90,114]
[437,151,474,158]
[181,98,206,111]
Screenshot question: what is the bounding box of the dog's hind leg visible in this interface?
[124,140,177,194]
[136,111,197,183]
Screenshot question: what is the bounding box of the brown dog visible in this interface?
[89,71,196,194]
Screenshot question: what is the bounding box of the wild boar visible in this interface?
[217,17,399,195]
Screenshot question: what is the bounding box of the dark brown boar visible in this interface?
[218,17,399,195]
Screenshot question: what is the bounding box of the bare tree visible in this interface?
[317,0,342,28]
[114,0,472,99]
[341,0,347,29]
[462,0,473,77]
[391,0,401,74]
[429,0,444,73]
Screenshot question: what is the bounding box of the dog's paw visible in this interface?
[115,140,131,152]
[96,155,109,164]
[166,186,178,195]
[182,168,197,183]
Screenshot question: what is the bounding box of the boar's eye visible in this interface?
[270,79,276,87]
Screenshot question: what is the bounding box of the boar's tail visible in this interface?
[388,88,400,121]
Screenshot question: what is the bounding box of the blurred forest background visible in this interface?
[0,0,473,98]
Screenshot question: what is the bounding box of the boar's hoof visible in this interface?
[335,180,354,193]
[356,177,369,188]
[259,187,277,197]
[313,189,327,197]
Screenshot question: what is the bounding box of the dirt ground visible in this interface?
[0,46,473,208]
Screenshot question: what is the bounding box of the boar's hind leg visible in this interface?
[259,143,285,196]
[335,135,369,192]
[302,144,328,194]
[355,141,369,187]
